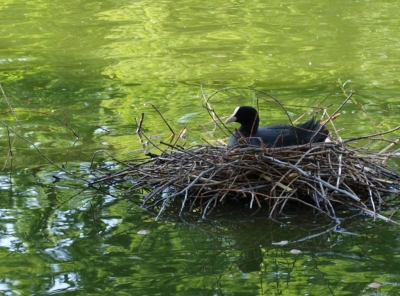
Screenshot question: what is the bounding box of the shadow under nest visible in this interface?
[91,89,400,223]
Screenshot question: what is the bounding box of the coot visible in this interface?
[225,106,329,147]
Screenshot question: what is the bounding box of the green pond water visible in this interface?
[1,0,400,295]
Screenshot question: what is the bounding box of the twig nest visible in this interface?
[99,142,399,222]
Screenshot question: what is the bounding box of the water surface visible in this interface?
[1,0,400,294]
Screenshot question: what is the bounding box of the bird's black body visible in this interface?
[225,106,329,147]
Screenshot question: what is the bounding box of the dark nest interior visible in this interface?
[91,88,400,223]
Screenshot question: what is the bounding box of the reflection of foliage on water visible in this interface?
[1,0,400,293]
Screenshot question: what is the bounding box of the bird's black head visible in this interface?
[225,106,260,135]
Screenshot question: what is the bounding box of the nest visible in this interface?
[94,142,398,221]
[91,88,400,223]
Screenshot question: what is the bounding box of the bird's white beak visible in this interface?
[225,115,237,124]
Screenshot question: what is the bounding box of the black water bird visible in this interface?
[225,106,329,147]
